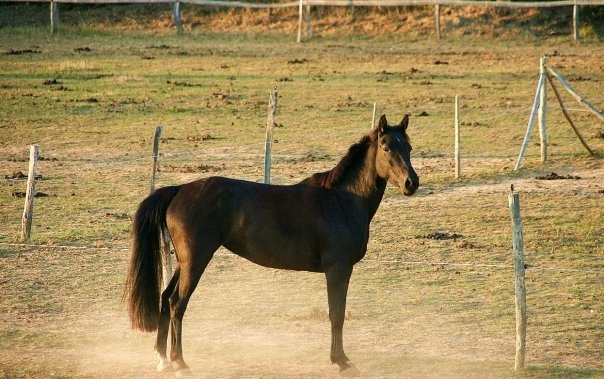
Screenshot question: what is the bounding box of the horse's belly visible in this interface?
[223,228,323,272]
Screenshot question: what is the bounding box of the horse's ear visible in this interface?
[398,114,409,132]
[378,115,388,132]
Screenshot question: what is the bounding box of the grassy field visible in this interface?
[0,5,603,378]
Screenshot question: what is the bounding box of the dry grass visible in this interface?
[0,6,603,378]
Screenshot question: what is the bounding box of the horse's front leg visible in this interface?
[325,264,359,376]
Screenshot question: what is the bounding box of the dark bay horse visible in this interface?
[124,114,419,376]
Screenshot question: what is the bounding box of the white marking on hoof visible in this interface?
[340,363,360,377]
[156,354,173,373]
[175,367,193,377]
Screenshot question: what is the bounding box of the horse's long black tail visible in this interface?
[124,185,181,332]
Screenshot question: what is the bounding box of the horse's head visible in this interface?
[374,114,419,196]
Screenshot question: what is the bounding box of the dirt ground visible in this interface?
[1,164,602,378]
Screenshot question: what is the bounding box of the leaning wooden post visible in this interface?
[454,95,460,179]
[546,73,595,156]
[150,125,163,193]
[264,87,277,184]
[508,186,527,371]
[173,1,183,34]
[514,70,546,171]
[546,66,604,122]
[21,145,39,242]
[50,1,58,34]
[538,56,547,163]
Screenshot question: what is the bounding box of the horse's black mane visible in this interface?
[302,129,379,189]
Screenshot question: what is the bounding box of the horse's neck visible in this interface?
[335,143,387,220]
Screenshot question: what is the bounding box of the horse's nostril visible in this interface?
[405,178,413,189]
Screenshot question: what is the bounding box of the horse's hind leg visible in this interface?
[155,267,180,372]
[168,240,218,375]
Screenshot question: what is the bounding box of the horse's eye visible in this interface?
[382,146,390,152]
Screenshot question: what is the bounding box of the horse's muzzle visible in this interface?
[403,175,419,196]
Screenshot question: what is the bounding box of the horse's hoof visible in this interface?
[340,363,360,377]
[156,354,173,372]
[157,362,173,373]
[175,368,193,377]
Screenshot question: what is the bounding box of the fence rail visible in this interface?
[3,0,602,40]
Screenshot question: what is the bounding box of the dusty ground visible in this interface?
[1,162,602,378]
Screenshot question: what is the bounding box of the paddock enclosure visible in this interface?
[1,13,603,378]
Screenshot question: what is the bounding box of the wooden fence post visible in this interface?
[371,102,377,130]
[148,125,172,290]
[174,1,184,34]
[454,95,460,179]
[572,1,579,41]
[297,0,304,43]
[305,0,313,38]
[434,2,441,40]
[21,145,39,242]
[508,187,527,371]
[538,56,547,163]
[50,1,58,34]
[150,125,163,193]
[264,87,277,184]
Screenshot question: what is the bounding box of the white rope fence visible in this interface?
[3,0,602,40]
